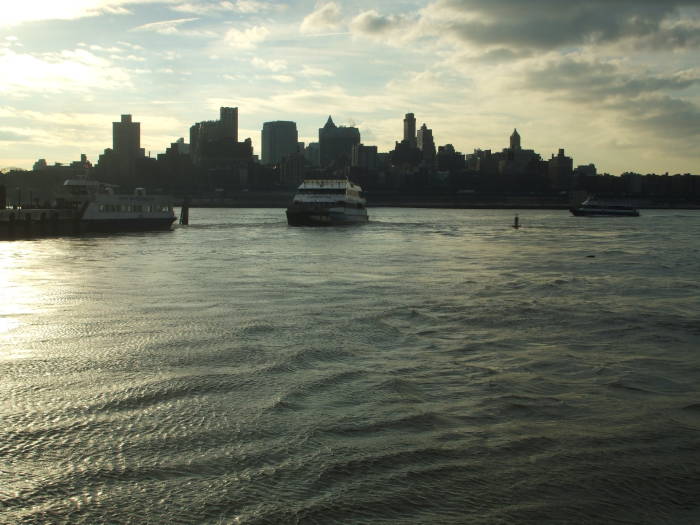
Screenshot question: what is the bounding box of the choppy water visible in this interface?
[2,208,700,524]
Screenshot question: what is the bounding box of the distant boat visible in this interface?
[286,178,369,226]
[570,196,640,217]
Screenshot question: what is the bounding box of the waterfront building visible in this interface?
[510,128,521,151]
[261,121,299,166]
[548,148,574,191]
[190,107,239,165]
[318,116,360,168]
[113,114,145,159]
[404,113,417,147]
[304,142,320,167]
[351,144,378,170]
[416,123,436,166]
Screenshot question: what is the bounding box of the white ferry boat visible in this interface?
[63,178,176,232]
[570,196,640,217]
[286,178,369,226]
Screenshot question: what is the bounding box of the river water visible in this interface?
[2,208,700,524]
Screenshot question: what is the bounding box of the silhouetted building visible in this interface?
[188,107,254,189]
[157,138,194,192]
[351,144,378,170]
[436,144,465,173]
[416,123,436,166]
[113,114,144,159]
[318,116,360,168]
[510,128,521,151]
[404,113,417,147]
[280,152,306,186]
[548,148,574,190]
[304,142,320,167]
[190,107,239,165]
[261,121,298,166]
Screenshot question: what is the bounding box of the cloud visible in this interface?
[131,17,206,36]
[516,55,700,144]
[224,26,270,48]
[301,66,334,77]
[251,57,287,71]
[0,129,31,141]
[172,0,276,15]
[300,2,343,34]
[521,56,700,101]
[0,0,175,27]
[349,10,411,39]
[423,0,700,52]
[0,48,133,94]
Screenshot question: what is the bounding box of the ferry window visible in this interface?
[133,205,142,213]
[98,204,105,212]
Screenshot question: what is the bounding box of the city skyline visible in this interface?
[1,1,700,174]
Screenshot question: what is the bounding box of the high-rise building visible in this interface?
[351,144,378,170]
[304,142,320,167]
[510,129,521,151]
[190,107,242,165]
[403,113,416,147]
[219,107,238,142]
[417,123,436,165]
[261,121,299,165]
[113,114,144,158]
[318,116,360,168]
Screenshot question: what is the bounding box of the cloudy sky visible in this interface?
[1,0,699,174]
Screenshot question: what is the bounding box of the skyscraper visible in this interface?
[261,121,299,165]
[417,123,436,165]
[113,114,143,158]
[318,116,360,168]
[219,107,238,142]
[510,129,521,151]
[403,113,417,147]
[190,107,240,165]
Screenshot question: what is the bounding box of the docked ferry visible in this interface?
[286,178,369,226]
[1,179,176,239]
[63,179,176,232]
[570,196,640,217]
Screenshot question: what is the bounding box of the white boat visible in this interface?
[286,178,368,226]
[570,196,640,217]
[62,179,177,232]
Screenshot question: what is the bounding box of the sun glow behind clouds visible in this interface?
[1,0,137,26]
[0,48,133,93]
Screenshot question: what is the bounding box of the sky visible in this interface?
[1,0,699,174]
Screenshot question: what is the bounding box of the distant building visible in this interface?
[261,121,298,166]
[351,144,378,170]
[304,142,320,167]
[190,107,239,165]
[403,113,417,147]
[188,107,254,189]
[94,114,146,185]
[318,116,360,168]
[548,148,574,190]
[436,144,465,173]
[113,114,144,159]
[416,123,436,166]
[510,128,521,151]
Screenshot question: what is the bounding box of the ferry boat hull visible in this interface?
[570,207,639,217]
[286,205,368,226]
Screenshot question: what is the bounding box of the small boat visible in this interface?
[286,178,368,226]
[570,196,640,217]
